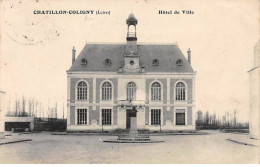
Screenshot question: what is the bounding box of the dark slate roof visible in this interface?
[68,43,194,73]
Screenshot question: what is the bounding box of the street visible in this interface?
[0,130,258,164]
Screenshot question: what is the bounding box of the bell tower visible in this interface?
[123,13,141,73]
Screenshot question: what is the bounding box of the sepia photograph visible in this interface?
[0,0,259,164]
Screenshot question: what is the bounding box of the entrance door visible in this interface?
[126,109,136,129]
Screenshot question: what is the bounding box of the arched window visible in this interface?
[126,82,136,101]
[77,81,87,100]
[151,82,161,101]
[102,81,112,101]
[128,25,136,37]
[175,82,186,101]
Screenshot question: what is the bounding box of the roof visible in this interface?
[126,13,138,25]
[68,43,194,73]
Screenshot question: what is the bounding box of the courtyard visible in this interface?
[0,130,258,164]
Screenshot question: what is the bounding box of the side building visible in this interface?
[248,40,260,139]
[66,14,196,132]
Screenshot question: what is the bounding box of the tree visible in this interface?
[204,111,209,126]
[212,112,216,126]
[7,98,11,116]
[196,110,203,126]
[55,102,57,119]
[32,99,35,117]
[15,98,21,116]
[233,109,237,127]
[39,102,42,118]
[22,96,26,116]
[35,101,38,118]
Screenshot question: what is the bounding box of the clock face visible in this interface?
[127,59,138,69]
[125,58,139,71]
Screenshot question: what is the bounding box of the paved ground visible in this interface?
[0,130,259,164]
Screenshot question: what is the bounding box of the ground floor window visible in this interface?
[176,112,185,125]
[151,109,161,125]
[77,109,87,125]
[102,109,112,125]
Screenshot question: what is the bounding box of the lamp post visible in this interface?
[160,116,161,133]
[101,117,103,133]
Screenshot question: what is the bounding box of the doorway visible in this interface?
[126,109,136,129]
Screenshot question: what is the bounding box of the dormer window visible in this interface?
[176,59,183,66]
[81,58,87,65]
[152,59,159,66]
[105,59,111,66]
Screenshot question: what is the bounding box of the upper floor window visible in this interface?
[152,59,159,66]
[175,82,186,101]
[102,81,112,101]
[77,81,87,100]
[151,82,161,101]
[126,82,136,101]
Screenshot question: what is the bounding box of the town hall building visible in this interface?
[66,14,196,132]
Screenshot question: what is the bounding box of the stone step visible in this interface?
[118,137,150,139]
[118,134,149,137]
[117,138,151,141]
[117,135,150,138]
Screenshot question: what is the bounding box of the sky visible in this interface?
[1,0,259,122]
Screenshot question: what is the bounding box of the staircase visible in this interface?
[117,129,150,141]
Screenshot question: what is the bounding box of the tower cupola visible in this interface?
[126,13,138,41]
[123,14,141,73]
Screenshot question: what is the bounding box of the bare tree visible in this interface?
[226,112,230,127]
[43,106,45,118]
[204,111,209,126]
[32,99,35,117]
[28,100,32,117]
[22,96,26,116]
[7,98,11,116]
[55,102,57,119]
[39,102,42,118]
[15,98,21,116]
[35,101,38,118]
[212,112,216,126]
[62,100,64,121]
[233,109,237,127]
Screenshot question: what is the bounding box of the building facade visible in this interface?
[249,41,260,139]
[67,14,196,132]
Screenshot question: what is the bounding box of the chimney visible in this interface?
[187,48,191,65]
[72,46,76,64]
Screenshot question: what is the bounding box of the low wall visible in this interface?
[5,117,34,131]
